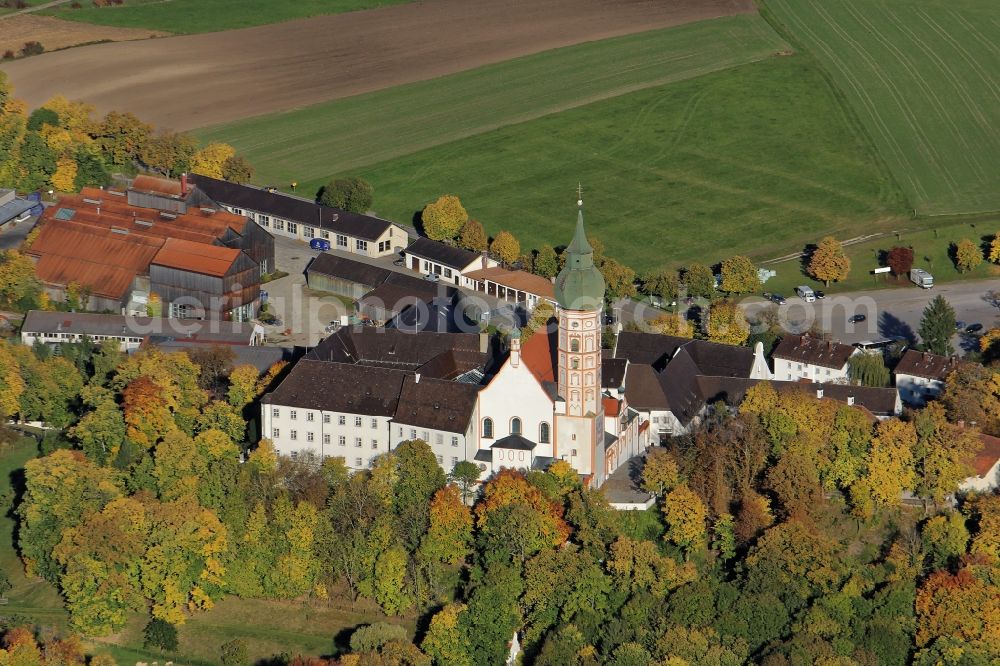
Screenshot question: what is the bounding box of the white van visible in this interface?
[795,285,816,302]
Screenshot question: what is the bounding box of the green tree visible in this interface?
[848,352,891,387]
[95,110,151,167]
[26,107,60,132]
[534,244,558,279]
[807,236,851,286]
[18,131,56,191]
[221,155,254,184]
[421,195,468,240]
[457,219,488,252]
[921,511,969,570]
[489,230,520,265]
[374,545,411,615]
[450,460,480,504]
[319,176,374,213]
[953,238,983,273]
[683,263,715,299]
[422,603,471,666]
[460,564,523,666]
[918,295,956,356]
[143,618,178,651]
[392,439,447,550]
[640,267,680,303]
[195,400,245,443]
[73,145,111,190]
[712,513,737,562]
[719,255,761,294]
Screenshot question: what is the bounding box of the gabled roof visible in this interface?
[464,266,555,299]
[308,326,482,369]
[404,237,481,271]
[615,331,755,377]
[189,174,394,241]
[394,375,479,433]
[307,253,392,287]
[602,358,627,389]
[492,434,536,450]
[520,327,557,385]
[894,349,961,381]
[772,334,855,369]
[973,433,1000,478]
[263,359,405,417]
[658,347,704,425]
[151,238,241,277]
[621,363,670,411]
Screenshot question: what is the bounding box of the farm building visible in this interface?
[306,253,392,299]
[28,181,270,320]
[188,174,409,258]
[356,272,460,326]
[465,265,556,309]
[20,310,264,353]
[402,237,497,288]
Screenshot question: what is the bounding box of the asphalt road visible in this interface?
[0,214,39,250]
[617,278,1000,354]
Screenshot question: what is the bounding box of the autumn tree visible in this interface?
[807,236,851,286]
[683,263,715,299]
[885,246,914,278]
[457,219,487,252]
[662,485,707,558]
[419,485,472,567]
[598,257,636,300]
[422,604,471,666]
[605,536,694,597]
[921,511,968,570]
[847,351,890,387]
[641,448,680,498]
[918,295,956,356]
[530,244,556,280]
[421,195,467,241]
[952,238,983,273]
[640,267,680,305]
[0,340,25,418]
[938,363,1000,436]
[719,255,760,294]
[489,230,520,265]
[95,110,151,167]
[912,403,982,506]
[706,301,750,346]
[914,562,1000,653]
[990,232,1000,264]
[647,313,693,338]
[227,363,260,410]
[862,418,916,509]
[475,470,570,563]
[141,130,198,177]
[319,176,373,213]
[190,141,235,179]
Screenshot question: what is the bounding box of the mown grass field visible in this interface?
[763,0,1000,217]
[43,0,411,33]
[350,55,904,272]
[196,15,788,188]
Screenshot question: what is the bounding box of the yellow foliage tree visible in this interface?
[641,448,681,497]
[0,340,25,418]
[863,418,916,509]
[954,238,983,273]
[190,142,236,179]
[663,484,707,558]
[421,195,468,241]
[807,236,851,286]
[40,124,75,156]
[51,156,78,192]
[489,230,520,266]
[42,96,95,140]
[706,301,749,346]
[990,233,1000,263]
[648,313,693,338]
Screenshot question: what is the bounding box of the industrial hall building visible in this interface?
[261,203,650,487]
[27,175,274,320]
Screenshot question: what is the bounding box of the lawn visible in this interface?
[344,55,904,272]
[0,0,50,17]
[762,0,1000,217]
[757,217,1000,297]
[43,0,411,33]
[195,15,789,188]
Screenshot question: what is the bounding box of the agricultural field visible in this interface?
[42,0,411,34]
[1,0,747,129]
[196,15,788,188]
[763,0,1000,216]
[336,55,903,272]
[0,14,163,55]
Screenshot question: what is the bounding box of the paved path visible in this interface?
[0,0,72,20]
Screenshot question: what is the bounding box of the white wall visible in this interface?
[228,206,402,258]
[773,358,849,383]
[390,421,471,474]
[895,373,944,406]
[21,330,143,353]
[960,460,999,493]
[262,403,391,470]
[476,354,554,460]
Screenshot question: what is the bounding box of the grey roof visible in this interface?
[309,326,483,369]
[404,237,481,270]
[602,358,627,389]
[189,174,394,241]
[474,449,492,462]
[0,197,34,226]
[307,253,392,287]
[263,359,405,416]
[615,331,754,376]
[393,375,480,432]
[773,334,855,369]
[491,434,536,450]
[21,310,258,345]
[894,349,961,381]
[696,376,898,417]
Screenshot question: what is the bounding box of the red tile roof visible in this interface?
[973,433,1000,478]
[521,328,556,384]
[152,238,240,277]
[465,266,556,299]
[603,396,621,417]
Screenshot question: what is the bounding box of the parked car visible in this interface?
[849,314,867,323]
[769,293,787,305]
[393,257,405,267]
[965,323,984,334]
[424,272,440,282]
[815,290,825,299]
[955,321,966,331]
[309,238,331,251]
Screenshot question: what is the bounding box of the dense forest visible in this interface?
[0,332,997,664]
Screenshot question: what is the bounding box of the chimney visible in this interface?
[847,395,855,406]
[510,331,521,368]
[481,251,488,269]
[415,373,421,384]
[180,173,188,195]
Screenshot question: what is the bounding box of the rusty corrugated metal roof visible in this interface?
[151,238,239,277]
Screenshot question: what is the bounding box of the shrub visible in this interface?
[318,176,374,213]
[143,618,178,652]
[220,638,248,666]
[2,51,14,61]
[20,41,44,57]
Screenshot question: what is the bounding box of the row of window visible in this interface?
[481,417,550,443]
[273,430,381,449]
[421,259,454,279]
[273,408,379,428]
[251,211,379,252]
[286,448,460,471]
[25,332,143,344]
[396,427,460,447]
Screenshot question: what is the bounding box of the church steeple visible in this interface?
[554,197,605,311]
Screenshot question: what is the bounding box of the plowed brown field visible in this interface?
[0,15,164,58]
[0,0,753,130]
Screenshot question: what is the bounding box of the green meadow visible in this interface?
[43,0,411,33]
[763,0,1000,216]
